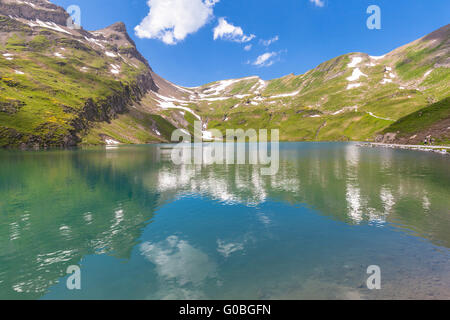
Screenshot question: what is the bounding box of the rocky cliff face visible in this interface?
[0,0,70,26]
[0,72,157,149]
[1,1,449,148]
[93,21,151,69]
[70,72,156,143]
[0,0,171,148]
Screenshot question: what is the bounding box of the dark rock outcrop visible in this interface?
[0,72,157,149]
[67,72,157,147]
[0,0,70,26]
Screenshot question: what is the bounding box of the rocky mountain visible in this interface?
[0,0,188,148]
[0,0,449,148]
[153,23,448,144]
[0,0,69,25]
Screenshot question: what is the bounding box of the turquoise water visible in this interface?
[0,143,449,299]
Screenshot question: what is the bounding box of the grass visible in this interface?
[229,78,259,95]
[1,16,448,147]
[382,97,450,136]
[0,19,149,147]
[395,43,435,80]
[80,109,178,145]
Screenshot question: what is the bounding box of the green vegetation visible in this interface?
[1,13,448,148]
[383,98,450,134]
[382,97,450,145]
[81,110,176,145]
[264,74,305,95]
[229,78,259,95]
[395,42,443,80]
[0,16,165,148]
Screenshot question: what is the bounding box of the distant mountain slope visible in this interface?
[0,0,448,147]
[147,24,448,143]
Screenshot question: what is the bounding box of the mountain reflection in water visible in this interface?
[0,143,449,299]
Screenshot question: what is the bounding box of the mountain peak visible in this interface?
[94,21,134,45]
[93,21,150,68]
[107,21,127,33]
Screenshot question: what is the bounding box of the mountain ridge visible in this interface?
[0,0,448,148]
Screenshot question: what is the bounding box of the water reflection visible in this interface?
[0,143,449,299]
[139,236,217,299]
[154,143,449,236]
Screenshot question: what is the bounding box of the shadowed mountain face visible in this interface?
[1,1,449,148]
[0,143,449,299]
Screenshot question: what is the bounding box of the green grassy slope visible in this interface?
[380,97,450,145]
[0,14,174,148]
[1,1,448,148]
[170,24,449,143]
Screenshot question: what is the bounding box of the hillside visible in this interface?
[378,97,450,145]
[0,0,186,148]
[0,0,449,148]
[144,24,449,143]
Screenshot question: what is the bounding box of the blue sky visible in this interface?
[52,0,449,87]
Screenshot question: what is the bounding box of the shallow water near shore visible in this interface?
[0,142,449,299]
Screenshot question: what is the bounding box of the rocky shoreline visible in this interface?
[359,142,450,155]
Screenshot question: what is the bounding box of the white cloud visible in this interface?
[217,240,244,258]
[140,236,217,286]
[244,44,252,51]
[252,51,279,67]
[310,0,325,7]
[140,235,217,299]
[213,17,255,43]
[260,35,279,46]
[135,0,219,45]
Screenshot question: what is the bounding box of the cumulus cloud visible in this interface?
[244,44,252,51]
[135,0,219,45]
[217,240,244,258]
[252,52,279,67]
[310,0,325,7]
[140,236,217,286]
[213,17,255,43]
[260,35,279,46]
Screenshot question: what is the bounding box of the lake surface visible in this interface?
[0,142,449,300]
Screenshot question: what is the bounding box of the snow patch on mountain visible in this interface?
[84,37,105,49]
[28,19,72,35]
[252,79,267,94]
[110,64,120,74]
[105,51,117,58]
[347,68,367,81]
[348,57,363,68]
[105,138,120,145]
[203,77,258,96]
[370,55,386,60]
[3,53,14,60]
[153,92,202,120]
